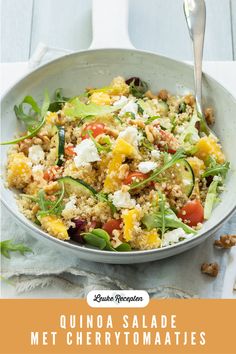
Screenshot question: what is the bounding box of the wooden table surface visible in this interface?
[1,0,236,62]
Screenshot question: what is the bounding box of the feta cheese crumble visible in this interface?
[28,145,45,164]
[113,95,128,106]
[118,126,139,148]
[119,100,138,116]
[74,139,100,168]
[151,150,161,160]
[64,195,77,211]
[162,228,192,246]
[110,190,136,209]
[138,161,157,174]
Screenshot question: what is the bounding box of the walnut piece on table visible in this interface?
[201,262,219,277]
[214,235,236,249]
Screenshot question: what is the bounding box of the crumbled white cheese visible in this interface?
[162,228,189,246]
[151,150,161,160]
[64,195,77,211]
[118,126,139,148]
[138,161,157,174]
[74,139,100,167]
[28,145,45,164]
[111,190,136,209]
[113,95,128,106]
[32,164,44,181]
[119,100,138,116]
[176,125,185,134]
[32,164,44,173]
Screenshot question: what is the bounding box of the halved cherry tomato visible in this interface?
[102,219,122,237]
[82,123,105,139]
[43,166,60,182]
[123,172,148,185]
[177,199,204,227]
[65,145,76,157]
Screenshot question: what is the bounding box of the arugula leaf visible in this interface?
[64,98,123,120]
[0,240,32,259]
[202,157,230,179]
[0,118,46,145]
[140,137,155,151]
[145,116,160,125]
[48,88,69,112]
[1,91,50,145]
[130,148,186,189]
[36,181,65,218]
[97,192,117,214]
[87,130,111,153]
[142,208,196,235]
[178,102,186,113]
[14,96,41,130]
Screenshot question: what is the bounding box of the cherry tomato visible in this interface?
[43,166,60,181]
[82,123,105,139]
[103,219,122,236]
[65,145,76,157]
[178,199,204,227]
[123,172,148,185]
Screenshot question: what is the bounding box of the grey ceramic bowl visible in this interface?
[1,1,236,263]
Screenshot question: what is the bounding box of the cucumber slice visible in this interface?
[55,126,65,166]
[59,177,97,197]
[176,159,195,197]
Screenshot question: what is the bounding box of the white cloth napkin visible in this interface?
[1,44,236,298]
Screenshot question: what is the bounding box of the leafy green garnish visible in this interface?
[97,192,117,214]
[140,137,155,151]
[48,88,69,112]
[145,116,160,125]
[14,96,41,130]
[115,243,132,252]
[204,179,219,220]
[0,240,32,259]
[178,102,186,113]
[1,91,50,145]
[202,157,230,179]
[130,148,186,189]
[142,208,196,235]
[36,181,65,218]
[137,104,144,115]
[64,98,123,120]
[0,118,46,146]
[128,79,148,98]
[87,130,111,153]
[81,228,131,252]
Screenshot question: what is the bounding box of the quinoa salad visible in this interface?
[2,76,230,252]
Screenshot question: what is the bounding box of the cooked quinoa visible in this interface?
[3,76,229,251]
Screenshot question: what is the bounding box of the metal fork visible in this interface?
[184,0,213,135]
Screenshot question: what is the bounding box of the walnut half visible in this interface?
[201,262,219,277]
[214,235,236,249]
